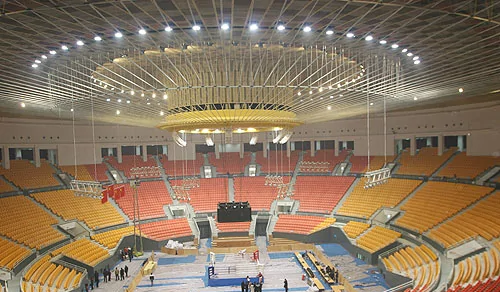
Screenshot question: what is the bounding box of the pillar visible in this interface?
[142,144,148,162]
[290,142,295,151]
[426,137,432,147]
[334,142,339,157]
[457,136,464,151]
[286,141,291,158]
[437,135,444,156]
[342,141,347,150]
[2,146,10,169]
[410,136,416,156]
[263,142,268,158]
[117,146,123,163]
[15,149,22,160]
[162,145,167,156]
[215,143,220,159]
[316,141,321,151]
[34,146,41,167]
[310,140,315,157]
[107,148,113,156]
[240,143,244,159]
[135,146,141,156]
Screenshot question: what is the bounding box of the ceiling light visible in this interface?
[407,52,413,57]
[192,25,201,31]
[328,85,333,90]
[20,102,26,108]
[402,48,408,53]
[309,90,313,94]
[141,92,145,97]
[76,40,83,46]
[205,136,214,146]
[126,100,130,104]
[391,44,399,49]
[277,24,285,31]
[106,98,111,102]
[414,60,420,64]
[297,92,301,96]
[70,108,74,112]
[303,26,311,32]
[346,32,354,38]
[337,84,341,88]
[319,87,323,92]
[249,23,259,31]
[339,94,343,97]
[116,110,120,115]
[326,29,334,35]
[165,26,173,32]
[117,99,122,103]
[152,93,156,98]
[94,36,102,41]
[459,88,464,93]
[413,56,419,61]
[139,28,147,35]
[49,50,56,55]
[327,106,332,110]
[365,35,373,41]
[115,32,123,38]
[300,99,303,102]
[61,45,69,51]
[221,23,230,30]
[330,96,333,99]
[146,102,151,105]
[163,94,168,100]
[249,134,258,145]
[414,97,418,100]
[160,111,164,116]
[35,60,41,64]
[370,102,374,106]
[379,40,387,44]
[130,90,135,95]
[31,64,38,68]
[41,55,47,59]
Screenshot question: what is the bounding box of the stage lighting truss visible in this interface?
[70,180,104,199]
[299,161,331,172]
[182,177,200,189]
[130,166,162,178]
[364,168,391,189]
[172,185,191,201]
[276,183,294,199]
[264,174,284,186]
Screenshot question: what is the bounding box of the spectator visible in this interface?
[115,267,119,281]
[103,269,107,283]
[149,273,155,287]
[125,265,129,277]
[94,270,99,288]
[284,278,288,292]
[120,267,125,280]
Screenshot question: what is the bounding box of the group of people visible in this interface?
[324,265,339,284]
[120,247,134,262]
[240,273,264,292]
[82,265,129,291]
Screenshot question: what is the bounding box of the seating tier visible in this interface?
[398,147,457,176]
[273,215,335,235]
[52,239,109,266]
[0,177,15,193]
[59,165,95,181]
[437,152,500,179]
[255,151,299,173]
[84,163,110,182]
[159,154,203,177]
[171,178,228,213]
[209,152,251,174]
[216,221,251,233]
[293,176,355,213]
[356,226,401,253]
[107,155,160,178]
[0,160,60,189]
[343,221,370,238]
[233,176,290,211]
[301,149,348,172]
[91,226,136,249]
[0,237,32,270]
[115,181,173,220]
[349,155,395,173]
[139,218,192,241]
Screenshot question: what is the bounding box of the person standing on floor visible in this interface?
[284,278,288,292]
[108,269,111,282]
[115,267,119,281]
[124,265,129,277]
[149,273,155,287]
[128,248,133,262]
[241,281,245,292]
[120,267,125,280]
[94,270,99,288]
[102,269,107,283]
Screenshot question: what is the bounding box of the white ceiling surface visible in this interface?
[0,0,499,128]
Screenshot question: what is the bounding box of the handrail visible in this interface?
[382,280,414,292]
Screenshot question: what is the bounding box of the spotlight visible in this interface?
[70,108,74,112]
[117,99,122,103]
[407,52,413,57]
[116,110,120,115]
[35,60,41,64]
[205,136,214,146]
[192,25,201,31]
[309,90,313,95]
[76,40,84,46]
[164,26,173,32]
[297,92,301,96]
[121,89,124,93]
[272,131,285,144]
[126,100,130,104]
[303,26,312,32]
[346,32,354,38]
[370,102,374,106]
[114,32,123,38]
[41,55,47,59]
[365,35,373,41]
[94,36,102,41]
[160,111,164,116]
[61,45,69,51]
[328,85,333,90]
[413,56,419,60]
[391,44,399,49]
[152,93,156,98]
[141,92,145,97]
[172,132,187,147]
[379,40,387,44]
[49,50,56,55]
[327,106,332,110]
[319,87,323,92]
[130,90,135,95]
[106,98,111,102]
[326,29,334,35]
[249,133,258,145]
[20,102,26,108]
[279,131,292,144]
[221,23,230,30]
[249,23,259,31]
[414,60,420,65]
[277,24,285,31]
[402,48,408,53]
[459,88,464,93]
[414,97,418,100]
[31,64,38,68]
[163,94,168,100]
[139,28,147,35]
[330,96,333,99]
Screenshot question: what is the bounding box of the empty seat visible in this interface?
[114,181,173,220]
[273,215,335,235]
[0,160,60,189]
[293,176,355,213]
[356,226,401,253]
[209,152,251,174]
[397,147,457,176]
[343,221,370,238]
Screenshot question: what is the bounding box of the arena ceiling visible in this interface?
[0,0,499,128]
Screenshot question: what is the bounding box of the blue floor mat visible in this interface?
[319,243,349,257]
[268,252,295,260]
[157,255,196,265]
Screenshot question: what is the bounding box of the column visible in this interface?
[426,137,432,147]
[34,146,41,167]
[162,145,167,156]
[117,146,123,163]
[286,141,291,158]
[310,140,315,157]
[142,144,148,162]
[410,136,416,156]
[215,143,220,159]
[48,149,57,165]
[263,142,267,158]
[15,149,22,160]
[437,135,444,156]
[135,146,141,156]
[107,148,113,156]
[240,143,244,159]
[334,142,339,157]
[290,142,295,151]
[316,141,321,151]
[457,136,464,151]
[2,146,10,169]
[397,140,403,154]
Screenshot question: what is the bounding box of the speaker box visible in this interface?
[217,201,251,222]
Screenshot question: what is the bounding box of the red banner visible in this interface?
[101,191,108,204]
[107,185,115,198]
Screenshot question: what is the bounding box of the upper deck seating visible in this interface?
[114,181,173,220]
[437,152,500,179]
[209,152,251,174]
[171,178,228,213]
[256,150,299,174]
[350,155,396,173]
[398,147,457,176]
[59,165,95,181]
[293,176,355,213]
[273,215,335,235]
[107,155,160,178]
[159,154,204,177]
[301,149,348,172]
[233,176,290,211]
[0,159,60,189]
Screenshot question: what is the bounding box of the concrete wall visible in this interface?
[1,102,499,165]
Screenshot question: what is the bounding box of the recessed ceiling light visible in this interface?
[402,48,408,53]
[35,60,41,64]
[61,45,69,51]
[106,98,111,102]
[41,55,47,59]
[413,97,418,100]
[319,87,323,92]
[407,52,413,57]
[300,99,303,102]
[139,28,147,35]
[163,94,168,100]
[370,102,374,106]
[70,108,74,112]
[249,23,259,31]
[277,24,285,31]
[120,89,124,93]
[309,90,313,94]
[328,85,333,90]
[49,50,56,55]
[391,44,399,49]
[130,90,135,95]
[141,92,145,97]
[152,93,156,98]
[117,99,122,103]
[126,100,130,104]
[115,32,123,38]
[20,102,26,108]
[458,88,464,93]
[221,23,230,30]
[94,36,102,41]
[76,40,84,46]
[379,40,387,44]
[337,84,341,88]
[365,35,373,41]
[413,56,419,60]
[116,110,120,115]
[297,92,301,96]
[31,64,38,68]
[303,26,312,32]
[346,32,354,38]
[160,111,164,116]
[330,96,333,99]
[339,94,343,97]
[192,25,201,31]
[320,97,323,100]
[326,29,334,35]
[146,102,151,105]
[165,26,173,32]
[414,60,421,64]
[327,106,332,110]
